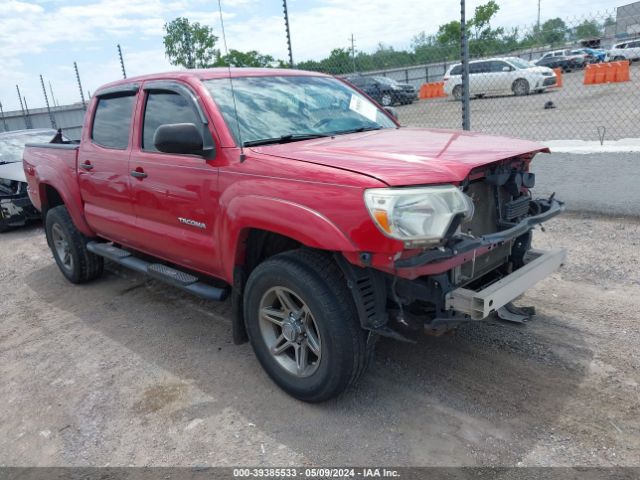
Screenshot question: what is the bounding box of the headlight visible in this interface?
[364,185,474,245]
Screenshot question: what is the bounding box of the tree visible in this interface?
[214,49,279,67]
[574,20,600,39]
[538,18,567,45]
[163,17,219,69]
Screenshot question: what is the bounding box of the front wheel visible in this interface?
[380,93,393,106]
[243,250,373,402]
[512,79,530,96]
[45,205,103,284]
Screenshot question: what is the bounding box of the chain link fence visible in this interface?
[300,7,640,142]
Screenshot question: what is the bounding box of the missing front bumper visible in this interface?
[445,248,566,320]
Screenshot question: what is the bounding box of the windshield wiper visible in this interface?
[243,133,329,147]
[330,126,383,136]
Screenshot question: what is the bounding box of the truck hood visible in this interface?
[0,162,26,183]
[252,128,548,186]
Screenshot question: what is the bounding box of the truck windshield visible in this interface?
[204,75,396,147]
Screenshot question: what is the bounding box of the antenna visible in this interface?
[217,0,245,162]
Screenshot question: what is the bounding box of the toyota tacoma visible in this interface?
[23,69,565,402]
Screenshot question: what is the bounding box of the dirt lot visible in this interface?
[396,63,640,142]
[0,212,639,467]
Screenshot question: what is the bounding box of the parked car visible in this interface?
[570,48,606,63]
[0,129,69,232]
[539,49,588,69]
[23,68,565,402]
[344,75,417,106]
[534,55,577,72]
[444,57,556,99]
[606,39,640,61]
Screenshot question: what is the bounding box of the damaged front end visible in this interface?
[0,180,39,232]
[339,162,566,342]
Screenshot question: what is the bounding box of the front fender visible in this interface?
[220,195,357,281]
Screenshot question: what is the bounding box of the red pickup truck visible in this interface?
[23,68,565,402]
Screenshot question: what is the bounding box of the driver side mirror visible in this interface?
[384,106,398,120]
[154,123,204,155]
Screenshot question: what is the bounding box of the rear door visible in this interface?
[78,86,139,242]
[469,61,490,95]
[128,80,221,274]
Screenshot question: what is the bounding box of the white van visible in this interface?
[606,39,640,61]
[443,57,557,100]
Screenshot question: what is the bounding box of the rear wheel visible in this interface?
[452,85,462,101]
[45,205,103,284]
[243,249,373,402]
[512,79,530,96]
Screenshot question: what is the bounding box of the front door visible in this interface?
[128,83,220,275]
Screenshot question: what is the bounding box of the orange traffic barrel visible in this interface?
[605,62,617,83]
[593,64,607,84]
[553,68,563,87]
[584,64,596,85]
[615,60,631,82]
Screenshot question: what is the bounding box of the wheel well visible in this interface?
[231,229,302,345]
[41,184,64,216]
[242,229,302,275]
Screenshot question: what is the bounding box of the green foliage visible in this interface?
[163,17,220,68]
[214,49,280,68]
[574,20,601,39]
[163,17,285,70]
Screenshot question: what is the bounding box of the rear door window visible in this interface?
[91,94,136,149]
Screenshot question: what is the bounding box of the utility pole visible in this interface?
[23,96,33,129]
[74,61,87,109]
[283,0,294,67]
[537,0,541,30]
[0,101,8,132]
[118,44,127,78]
[460,0,470,131]
[40,74,57,129]
[16,85,31,129]
[49,81,58,107]
[349,34,357,73]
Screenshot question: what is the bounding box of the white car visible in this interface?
[443,57,557,100]
[606,39,640,61]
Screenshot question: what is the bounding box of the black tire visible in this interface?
[243,249,373,402]
[452,85,462,101]
[380,92,394,107]
[45,205,103,284]
[613,56,625,61]
[512,78,530,96]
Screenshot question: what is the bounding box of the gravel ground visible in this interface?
[0,213,639,467]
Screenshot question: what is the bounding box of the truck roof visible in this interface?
[95,68,328,95]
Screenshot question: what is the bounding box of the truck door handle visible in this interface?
[80,162,94,170]
[131,170,148,179]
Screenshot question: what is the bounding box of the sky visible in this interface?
[0,0,620,111]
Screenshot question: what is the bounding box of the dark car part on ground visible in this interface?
[0,180,40,232]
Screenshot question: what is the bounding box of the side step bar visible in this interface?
[87,242,229,301]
